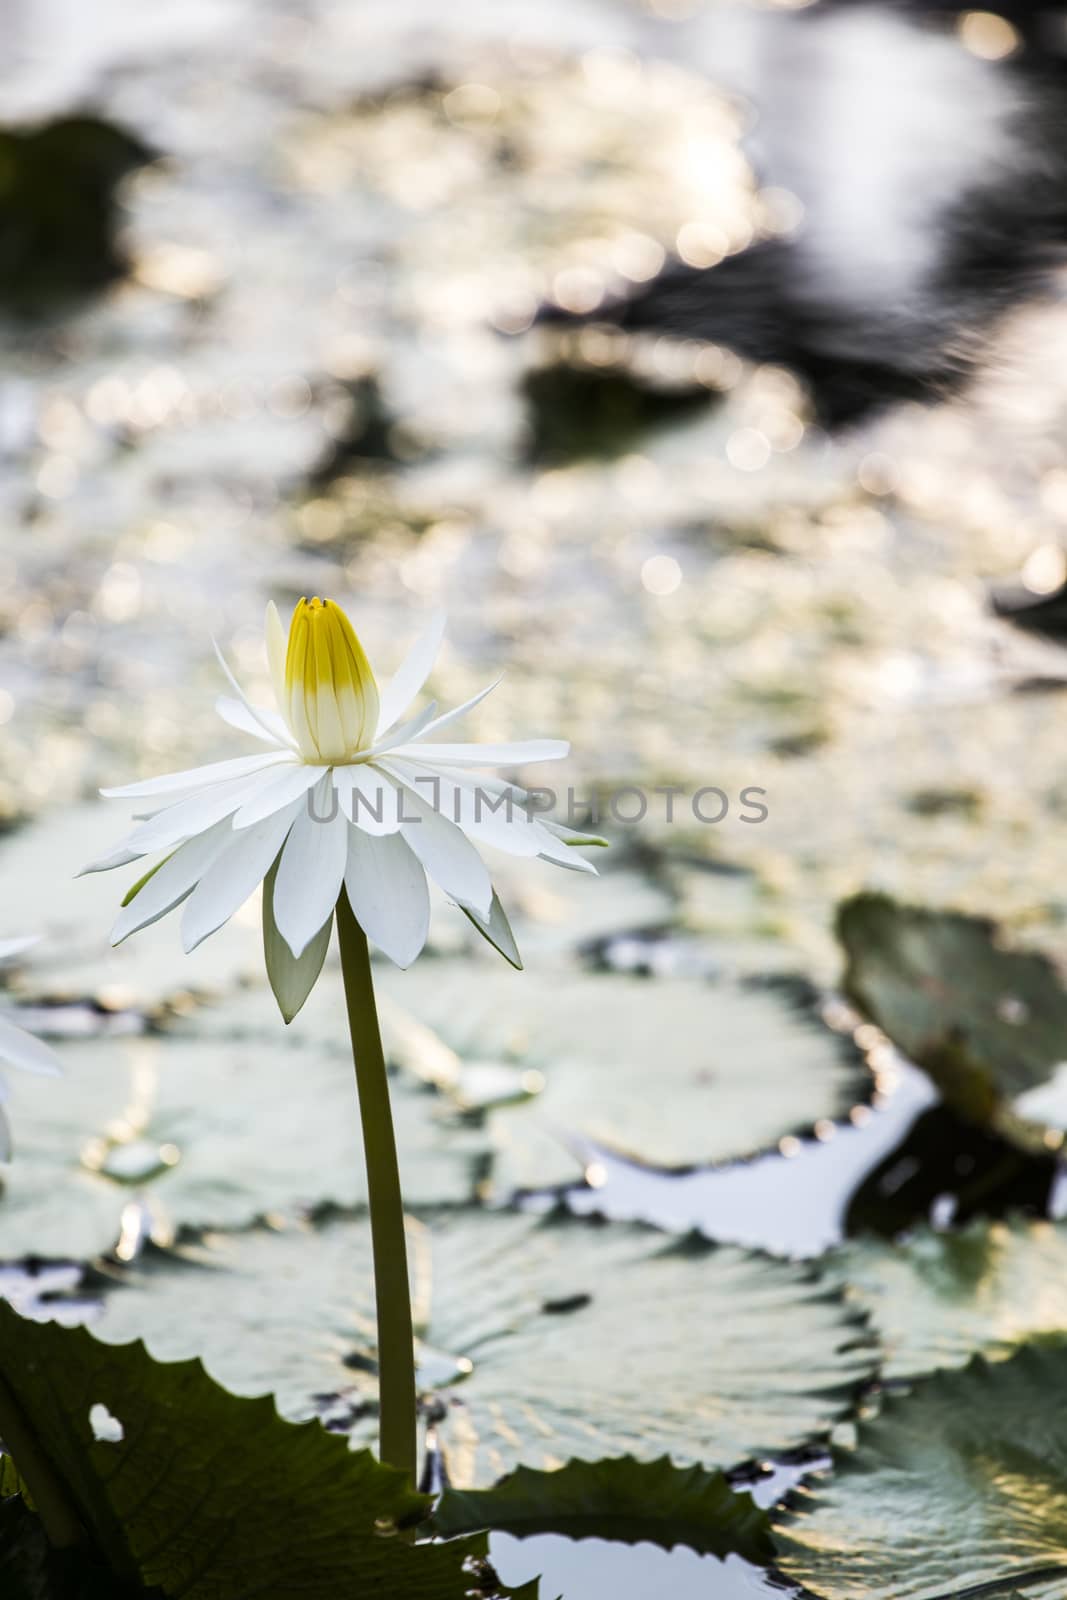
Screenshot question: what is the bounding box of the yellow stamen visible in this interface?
[280,597,379,763]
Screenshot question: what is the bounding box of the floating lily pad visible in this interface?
[95,1207,876,1487]
[838,893,1067,1142]
[0,1300,492,1600]
[775,1339,1067,1600]
[832,1219,1067,1382]
[374,957,867,1191]
[434,1455,772,1561]
[0,984,485,1260]
[0,804,265,1012]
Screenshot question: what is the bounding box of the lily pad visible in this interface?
[838,893,1067,1141]
[434,1455,772,1561]
[0,983,485,1260]
[0,804,265,1012]
[832,1219,1067,1382]
[95,1207,876,1487]
[0,1300,491,1600]
[775,1338,1067,1600]
[375,956,868,1191]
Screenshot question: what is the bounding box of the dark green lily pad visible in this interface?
[0,1299,491,1600]
[0,118,150,312]
[434,1455,772,1561]
[775,1339,1067,1600]
[838,893,1067,1142]
[832,1219,1067,1382]
[376,956,867,1192]
[95,1207,876,1487]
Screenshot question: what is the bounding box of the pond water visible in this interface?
[2,1,1067,1595]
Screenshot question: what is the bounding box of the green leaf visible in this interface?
[0,1299,490,1599]
[375,959,868,1190]
[838,892,1067,1143]
[262,856,333,1021]
[832,1218,1067,1383]
[0,980,487,1259]
[95,1207,876,1487]
[433,1455,772,1561]
[461,892,523,970]
[775,1338,1067,1600]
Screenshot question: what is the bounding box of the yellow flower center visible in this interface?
[272,597,380,764]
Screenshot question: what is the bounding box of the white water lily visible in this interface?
[0,936,62,1161]
[86,598,602,1016]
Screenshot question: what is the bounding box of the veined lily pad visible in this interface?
[837,893,1067,1147]
[0,1300,494,1600]
[374,956,867,1191]
[775,1339,1067,1600]
[0,984,485,1260]
[95,1207,876,1487]
[832,1219,1067,1382]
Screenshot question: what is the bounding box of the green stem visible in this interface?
[0,1370,85,1550]
[336,891,418,1487]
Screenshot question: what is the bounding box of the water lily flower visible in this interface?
[84,597,604,1485]
[86,595,602,1488]
[85,598,602,1015]
[0,936,62,1161]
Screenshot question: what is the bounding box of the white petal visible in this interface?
[376,610,446,735]
[101,750,291,800]
[400,789,492,916]
[369,700,439,758]
[0,1104,11,1163]
[122,769,289,855]
[344,830,429,968]
[265,601,288,715]
[382,760,550,858]
[231,763,322,829]
[111,820,234,944]
[413,678,501,740]
[0,935,40,962]
[0,1011,62,1077]
[391,739,569,768]
[333,765,404,835]
[78,845,144,877]
[538,842,599,875]
[213,639,299,751]
[272,783,349,957]
[215,695,291,748]
[180,802,301,953]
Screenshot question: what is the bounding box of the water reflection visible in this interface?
[489,1534,796,1600]
[559,1057,1064,1257]
[544,0,1067,427]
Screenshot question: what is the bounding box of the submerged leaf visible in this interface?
[838,893,1067,1143]
[0,1300,488,1599]
[433,1455,772,1560]
[95,1207,876,1487]
[775,1338,1067,1600]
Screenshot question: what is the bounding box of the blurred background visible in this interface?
[2,0,1067,971]
[4,3,1067,1592]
